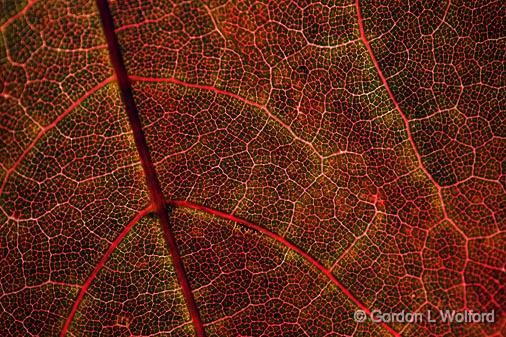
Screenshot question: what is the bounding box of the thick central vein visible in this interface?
[95,0,205,336]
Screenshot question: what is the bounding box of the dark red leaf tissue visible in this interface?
[1,0,504,336]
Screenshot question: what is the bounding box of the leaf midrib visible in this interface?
[92,0,206,336]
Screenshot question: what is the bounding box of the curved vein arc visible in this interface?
[0,76,115,195]
[60,204,154,337]
[167,199,401,337]
[355,1,467,236]
[128,75,325,160]
[355,0,440,190]
[1,0,37,31]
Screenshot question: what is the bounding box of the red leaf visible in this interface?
[1,0,504,336]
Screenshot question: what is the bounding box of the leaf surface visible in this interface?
[1,0,504,336]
